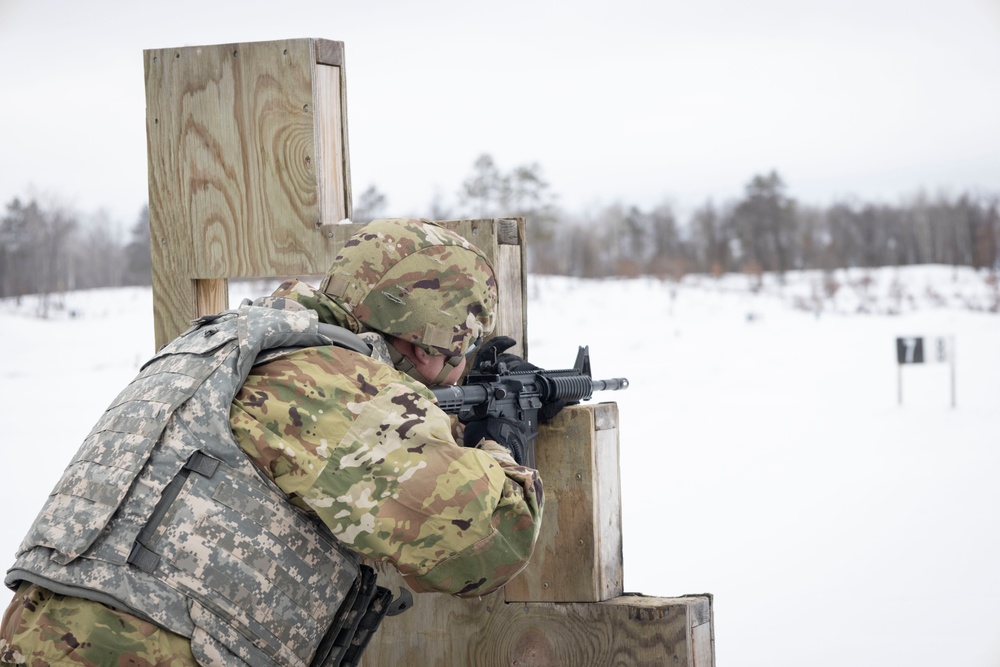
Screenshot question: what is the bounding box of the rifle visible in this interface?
[432,345,629,468]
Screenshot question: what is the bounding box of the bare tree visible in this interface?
[427,188,453,221]
[123,205,153,286]
[731,171,797,276]
[72,209,126,290]
[352,184,388,224]
[458,154,507,218]
[0,196,78,314]
[1,199,36,297]
[457,154,560,273]
[689,200,731,276]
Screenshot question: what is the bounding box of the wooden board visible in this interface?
[505,403,623,602]
[143,38,351,347]
[361,563,714,667]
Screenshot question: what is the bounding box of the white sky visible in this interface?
[1,0,999,228]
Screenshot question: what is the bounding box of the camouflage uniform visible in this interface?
[1,582,195,666]
[1,220,543,667]
[232,280,543,595]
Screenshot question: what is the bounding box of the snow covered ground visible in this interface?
[2,265,998,666]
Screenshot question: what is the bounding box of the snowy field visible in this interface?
[1,265,998,667]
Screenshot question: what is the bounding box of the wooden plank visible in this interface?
[693,620,715,667]
[144,38,352,348]
[505,403,623,602]
[146,39,317,278]
[595,405,624,597]
[313,38,344,67]
[315,62,350,224]
[195,278,228,319]
[361,563,712,667]
[314,37,352,222]
[148,242,196,350]
[496,218,527,359]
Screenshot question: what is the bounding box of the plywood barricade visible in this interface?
[358,401,716,666]
[144,38,352,349]
[144,37,714,667]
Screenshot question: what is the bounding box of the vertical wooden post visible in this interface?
[143,37,714,667]
[504,402,624,603]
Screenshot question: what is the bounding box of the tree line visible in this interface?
[0,199,151,305]
[3,155,998,302]
[434,156,1000,280]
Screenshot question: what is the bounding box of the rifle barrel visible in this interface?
[431,375,629,414]
[592,377,629,391]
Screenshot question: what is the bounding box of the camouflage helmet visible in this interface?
[320,218,497,358]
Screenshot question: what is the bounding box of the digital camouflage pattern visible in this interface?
[253,288,354,335]
[252,281,395,366]
[1,582,196,666]
[5,306,362,667]
[319,218,497,358]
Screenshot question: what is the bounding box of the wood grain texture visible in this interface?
[505,404,623,603]
[361,563,712,667]
[595,405,624,598]
[195,278,228,319]
[313,38,344,66]
[314,63,349,224]
[144,38,350,347]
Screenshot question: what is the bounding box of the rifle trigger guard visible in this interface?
[386,587,413,616]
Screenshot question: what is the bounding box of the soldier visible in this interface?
[0,218,546,667]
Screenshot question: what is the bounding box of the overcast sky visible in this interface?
[1,0,998,230]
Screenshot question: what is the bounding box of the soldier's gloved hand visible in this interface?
[463,416,533,467]
[475,435,519,468]
[469,335,519,372]
[471,336,567,424]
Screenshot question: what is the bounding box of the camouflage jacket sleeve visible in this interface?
[230,346,543,598]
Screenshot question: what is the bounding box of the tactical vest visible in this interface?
[6,305,394,667]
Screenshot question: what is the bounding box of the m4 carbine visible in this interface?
[432,345,629,469]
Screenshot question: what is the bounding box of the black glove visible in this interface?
[462,337,570,466]
[463,336,535,464]
[463,416,532,466]
[469,335,520,372]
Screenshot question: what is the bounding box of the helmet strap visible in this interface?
[387,342,456,387]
